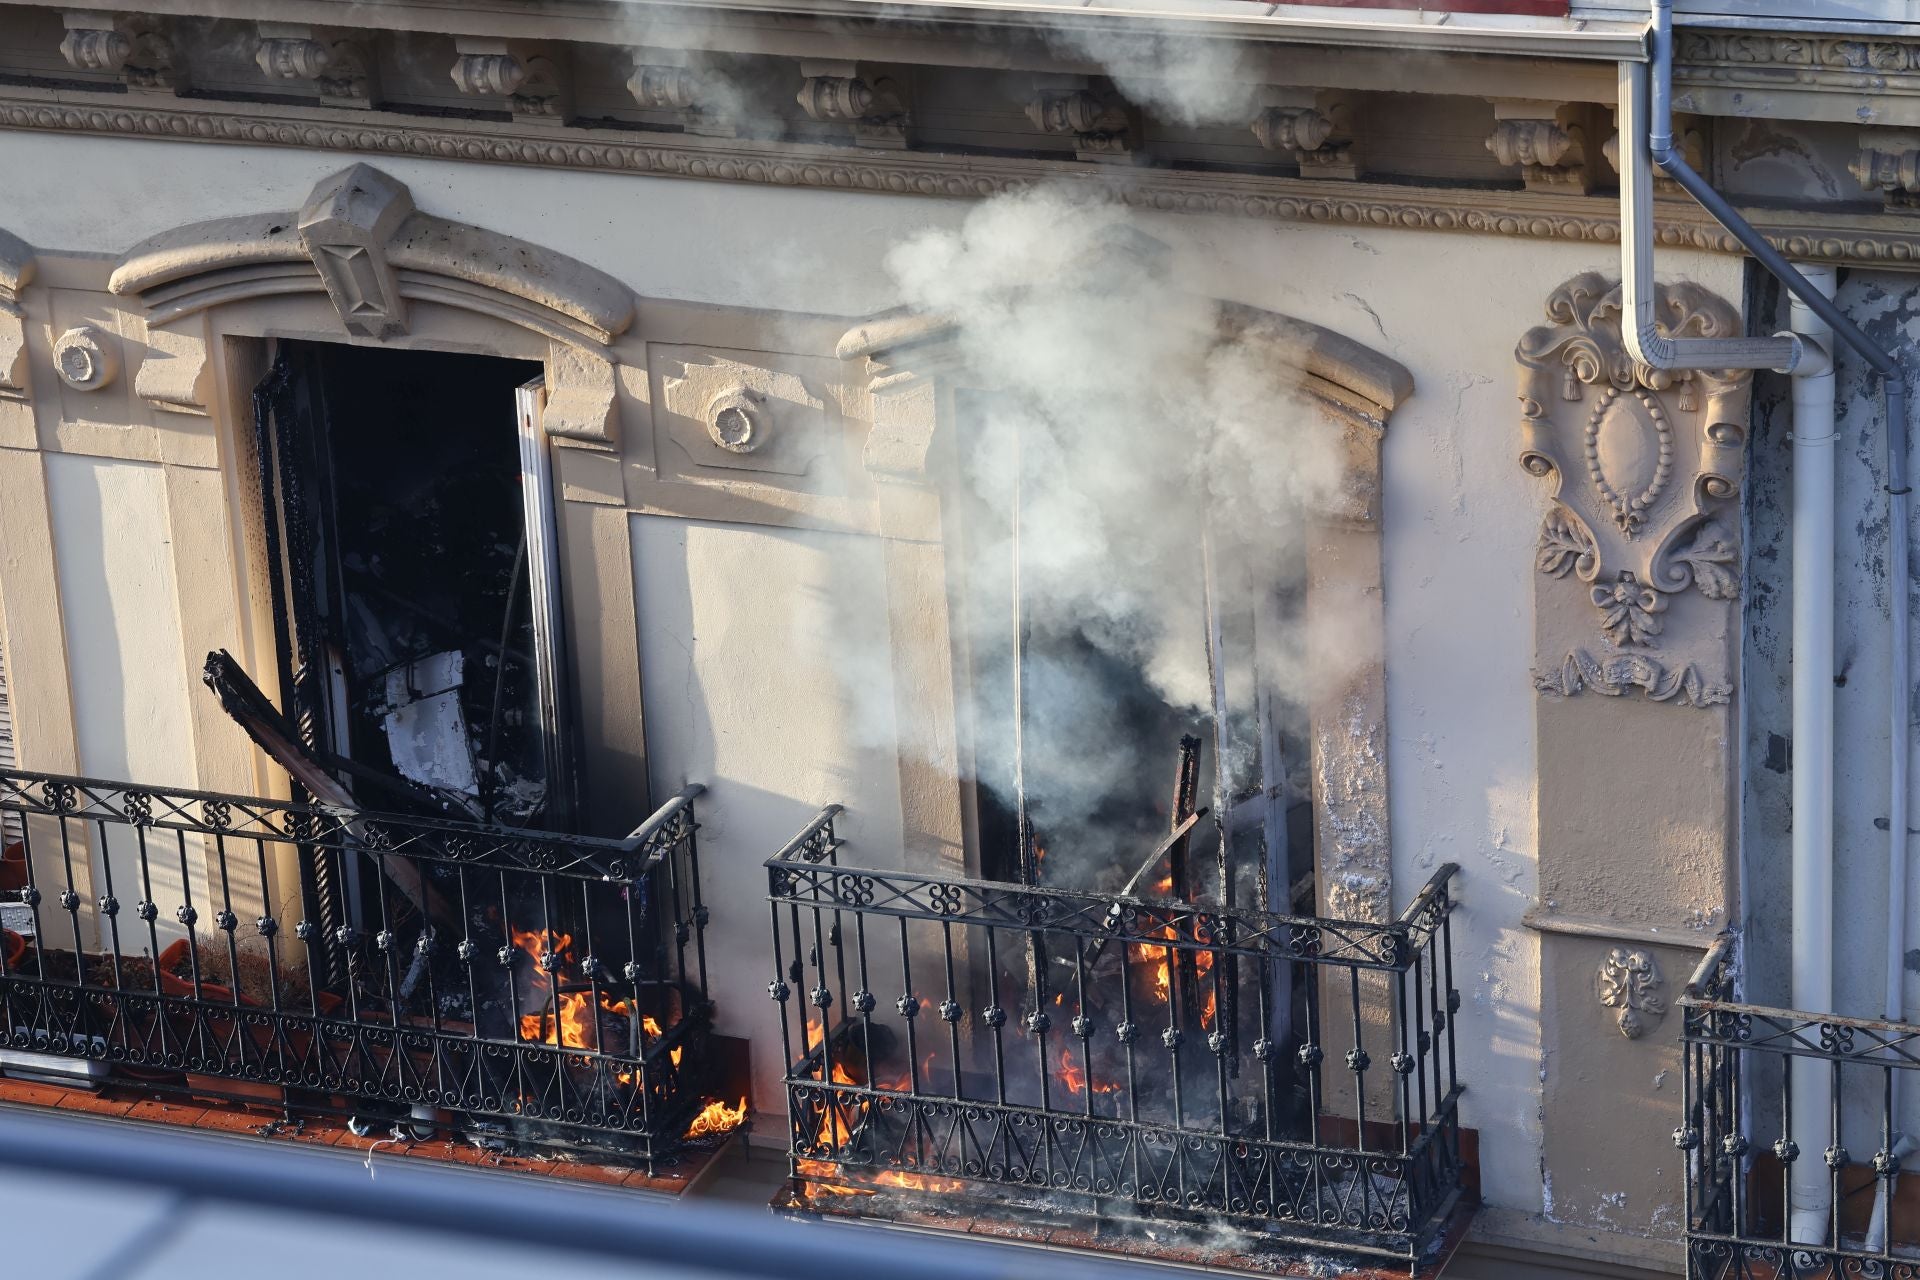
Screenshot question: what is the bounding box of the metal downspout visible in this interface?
[1625,0,1912,1249]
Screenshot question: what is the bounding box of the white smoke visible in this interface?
[877,184,1354,861]
[1043,23,1265,129]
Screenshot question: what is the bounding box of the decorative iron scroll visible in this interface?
[0,769,715,1166]
[766,807,1466,1267]
[1516,274,1752,707]
[1680,939,1920,1277]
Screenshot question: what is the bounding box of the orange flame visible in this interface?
[642,1014,683,1068]
[686,1096,748,1138]
[1056,1045,1121,1096]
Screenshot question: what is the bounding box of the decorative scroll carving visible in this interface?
[1487,101,1598,194]
[1251,91,1356,180]
[1852,131,1920,207]
[1536,650,1730,707]
[628,60,735,136]
[255,35,329,81]
[59,26,130,71]
[1027,86,1134,161]
[1594,946,1666,1039]
[450,41,525,97]
[1516,273,1751,706]
[1488,118,1575,169]
[797,62,908,149]
[254,26,375,108]
[59,14,176,93]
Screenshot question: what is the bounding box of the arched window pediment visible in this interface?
[104,164,634,441]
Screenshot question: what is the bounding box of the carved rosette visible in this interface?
[1516,273,1751,707]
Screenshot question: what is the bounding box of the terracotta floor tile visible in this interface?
[126,1098,208,1126]
[0,1078,72,1107]
[193,1107,282,1136]
[52,1090,137,1117]
[543,1158,635,1186]
[623,1167,691,1192]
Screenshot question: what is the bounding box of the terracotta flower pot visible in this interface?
[2,927,24,970]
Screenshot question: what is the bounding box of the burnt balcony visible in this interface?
[1681,937,1920,1279]
[764,805,1470,1275]
[0,769,722,1168]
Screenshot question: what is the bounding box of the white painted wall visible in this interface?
[0,127,1745,1218]
[631,515,906,1111]
[44,453,200,947]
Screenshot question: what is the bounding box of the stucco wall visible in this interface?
[0,126,1747,1221]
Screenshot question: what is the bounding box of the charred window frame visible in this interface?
[248,342,578,846]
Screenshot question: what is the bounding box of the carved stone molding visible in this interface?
[1673,31,1920,128]
[106,163,634,436]
[1516,274,1751,708]
[797,61,908,149]
[1594,946,1666,1040]
[18,88,1920,268]
[0,228,35,405]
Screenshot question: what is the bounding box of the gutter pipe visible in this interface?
[1627,0,1911,1249]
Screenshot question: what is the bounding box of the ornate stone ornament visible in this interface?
[796,61,909,148]
[1594,946,1666,1039]
[51,326,118,391]
[1027,85,1134,161]
[705,387,765,454]
[1516,273,1752,707]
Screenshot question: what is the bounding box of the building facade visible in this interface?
[0,1,1915,1277]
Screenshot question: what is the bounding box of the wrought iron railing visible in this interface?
[766,806,1466,1270]
[0,769,713,1165]
[1681,936,1920,1279]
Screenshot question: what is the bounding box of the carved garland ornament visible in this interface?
[1595,946,1666,1040]
[1516,274,1752,708]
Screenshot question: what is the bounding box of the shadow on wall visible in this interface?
[629,511,909,1113]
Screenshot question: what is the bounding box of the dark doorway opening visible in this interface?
[251,341,564,830]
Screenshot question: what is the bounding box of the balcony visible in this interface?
[764,805,1470,1275]
[0,769,720,1168]
[1681,937,1920,1279]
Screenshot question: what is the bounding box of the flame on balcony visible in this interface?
[510,927,682,1066]
[686,1096,748,1138]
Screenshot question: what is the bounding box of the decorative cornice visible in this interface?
[12,87,1920,267]
[1675,29,1920,91]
